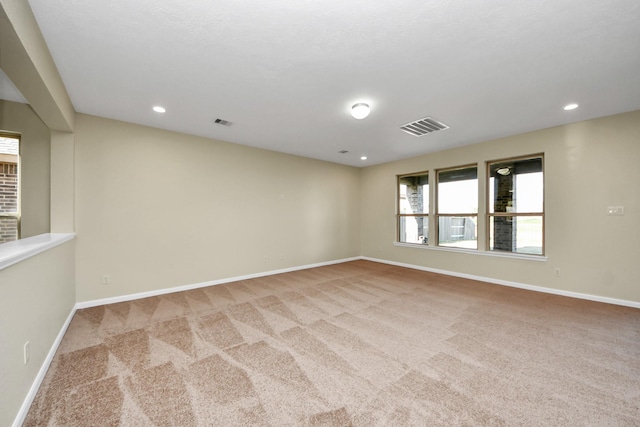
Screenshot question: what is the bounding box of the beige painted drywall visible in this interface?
[74,114,361,302]
[0,240,75,427]
[50,131,74,233]
[0,100,51,238]
[361,109,640,303]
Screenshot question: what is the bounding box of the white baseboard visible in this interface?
[15,256,359,426]
[362,256,640,309]
[76,256,362,309]
[12,305,77,427]
[16,255,638,426]
[79,254,639,310]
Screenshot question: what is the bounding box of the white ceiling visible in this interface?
[21,0,640,166]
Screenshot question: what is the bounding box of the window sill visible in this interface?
[0,233,75,271]
[393,242,548,262]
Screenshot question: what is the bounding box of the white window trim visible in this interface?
[393,241,548,261]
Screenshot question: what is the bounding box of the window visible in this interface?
[398,172,428,244]
[436,165,478,249]
[0,133,20,244]
[488,155,544,255]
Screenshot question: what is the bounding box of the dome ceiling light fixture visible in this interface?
[351,103,370,119]
[563,103,579,111]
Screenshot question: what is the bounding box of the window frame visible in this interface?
[397,170,429,245]
[0,131,21,243]
[435,164,478,249]
[486,153,544,256]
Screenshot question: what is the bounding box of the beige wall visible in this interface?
[74,114,361,302]
[1,9,638,427]
[72,109,640,304]
[0,3,76,425]
[361,110,640,303]
[0,240,75,427]
[50,131,75,233]
[0,100,51,238]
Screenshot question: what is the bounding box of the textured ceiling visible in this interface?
[22,0,640,166]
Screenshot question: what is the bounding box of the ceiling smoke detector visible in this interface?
[214,118,232,126]
[400,116,449,137]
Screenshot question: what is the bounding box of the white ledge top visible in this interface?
[0,233,75,271]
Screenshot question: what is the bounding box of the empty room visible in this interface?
[1,0,639,425]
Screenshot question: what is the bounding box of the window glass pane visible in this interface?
[438,167,477,214]
[438,216,477,249]
[399,216,428,244]
[0,217,18,244]
[489,158,543,213]
[399,174,428,214]
[489,216,543,255]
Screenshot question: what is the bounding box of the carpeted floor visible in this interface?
[24,260,640,426]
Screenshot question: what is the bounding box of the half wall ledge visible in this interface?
[0,233,75,271]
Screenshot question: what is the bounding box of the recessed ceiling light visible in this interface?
[563,103,579,111]
[153,106,166,113]
[360,156,368,160]
[351,103,370,119]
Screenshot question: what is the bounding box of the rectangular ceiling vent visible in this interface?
[400,116,449,137]
[214,118,232,126]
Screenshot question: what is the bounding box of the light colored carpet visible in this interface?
[24,260,640,426]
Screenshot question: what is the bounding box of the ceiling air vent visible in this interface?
[338,150,349,154]
[214,118,232,126]
[400,116,449,137]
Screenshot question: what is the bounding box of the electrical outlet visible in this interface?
[102,275,111,285]
[263,256,268,262]
[554,268,561,277]
[24,341,30,364]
